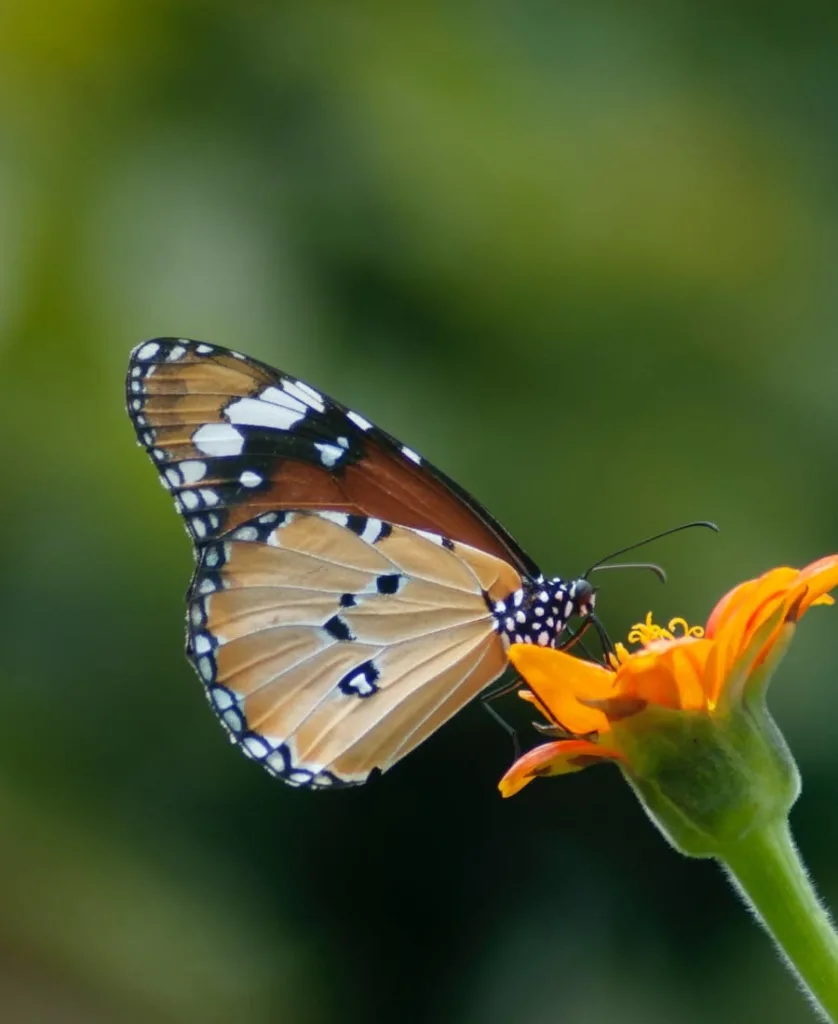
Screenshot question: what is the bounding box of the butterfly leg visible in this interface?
[480,696,521,761]
[558,617,614,663]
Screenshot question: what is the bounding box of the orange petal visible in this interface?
[653,638,711,709]
[498,739,622,797]
[611,638,709,710]
[706,568,798,639]
[704,580,805,706]
[795,555,838,613]
[706,569,809,686]
[507,645,613,735]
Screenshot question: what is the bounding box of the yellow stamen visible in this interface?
[627,612,704,646]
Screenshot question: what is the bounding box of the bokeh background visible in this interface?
[2,2,838,1021]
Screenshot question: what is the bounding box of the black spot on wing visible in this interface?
[376,573,402,595]
[346,515,368,535]
[323,614,355,641]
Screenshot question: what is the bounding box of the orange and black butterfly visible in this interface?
[126,338,596,790]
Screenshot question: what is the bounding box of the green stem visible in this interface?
[719,819,838,1021]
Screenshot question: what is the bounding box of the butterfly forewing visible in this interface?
[188,511,521,787]
[127,338,538,574]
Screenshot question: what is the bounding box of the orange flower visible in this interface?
[499,555,838,797]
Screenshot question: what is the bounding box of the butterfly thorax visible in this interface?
[493,576,595,649]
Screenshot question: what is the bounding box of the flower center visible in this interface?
[609,612,704,668]
[628,611,705,645]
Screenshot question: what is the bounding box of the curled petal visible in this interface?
[706,557,838,642]
[795,555,838,614]
[708,600,789,711]
[706,568,798,639]
[498,739,623,797]
[508,645,613,735]
[705,576,815,699]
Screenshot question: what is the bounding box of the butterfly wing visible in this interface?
[189,511,522,787]
[127,337,538,575]
[127,337,544,787]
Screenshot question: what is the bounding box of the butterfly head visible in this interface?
[567,577,596,618]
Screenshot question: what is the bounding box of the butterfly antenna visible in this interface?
[584,520,718,577]
[588,561,667,584]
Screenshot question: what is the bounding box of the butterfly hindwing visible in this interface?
[187,510,522,787]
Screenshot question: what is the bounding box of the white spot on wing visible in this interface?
[136,342,160,360]
[227,396,305,431]
[193,423,245,456]
[179,460,206,483]
[266,750,288,774]
[401,446,421,464]
[282,379,325,412]
[239,470,262,488]
[168,344,186,361]
[315,442,345,467]
[180,490,199,510]
[211,688,234,711]
[416,529,444,546]
[244,736,269,759]
[360,518,383,544]
[347,410,373,431]
[319,511,350,527]
[200,488,219,506]
[196,344,214,354]
[223,708,243,732]
[233,526,259,541]
[261,386,306,413]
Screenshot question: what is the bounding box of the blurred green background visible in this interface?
[2,2,838,1021]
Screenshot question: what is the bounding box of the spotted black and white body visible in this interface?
[126,338,596,790]
[493,577,595,648]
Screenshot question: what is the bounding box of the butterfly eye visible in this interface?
[127,338,591,788]
[570,578,596,614]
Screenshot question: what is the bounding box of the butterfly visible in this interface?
[126,338,596,790]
